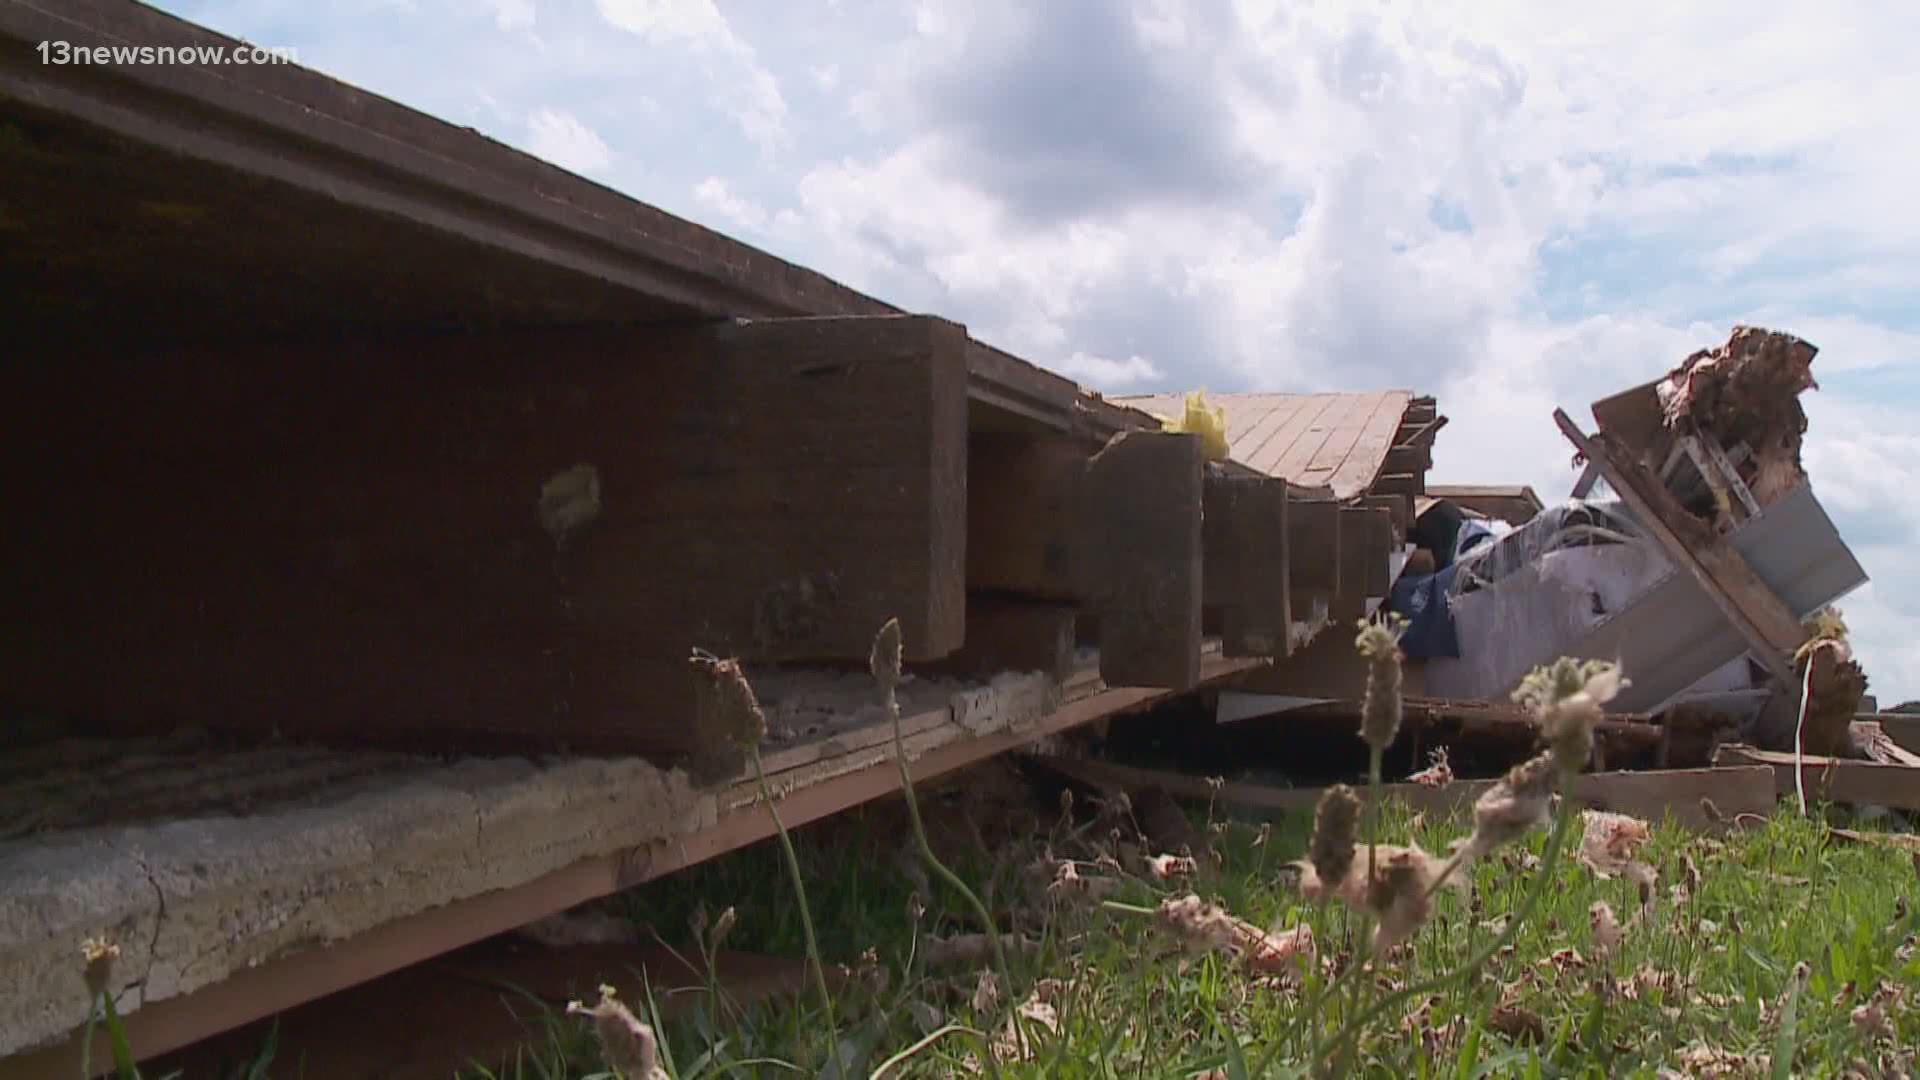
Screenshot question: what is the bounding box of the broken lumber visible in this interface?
[1712,744,1920,811]
[1553,409,1807,683]
[0,316,968,774]
[1036,756,1776,832]
[1875,713,1920,758]
[1202,473,1292,659]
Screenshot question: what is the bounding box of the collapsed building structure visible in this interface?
[0,1,1897,1075]
[0,1,1434,1072]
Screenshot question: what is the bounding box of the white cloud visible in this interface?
[485,0,533,31]
[594,0,787,152]
[692,176,767,231]
[762,1,1920,700]
[1057,351,1163,389]
[524,108,611,175]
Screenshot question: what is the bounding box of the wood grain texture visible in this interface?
[0,317,968,771]
[1338,504,1394,615]
[1115,391,1418,498]
[1081,432,1204,690]
[1287,498,1343,614]
[1202,473,1292,659]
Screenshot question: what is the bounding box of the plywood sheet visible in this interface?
[1120,391,1414,498]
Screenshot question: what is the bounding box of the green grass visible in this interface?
[441,796,1917,1078]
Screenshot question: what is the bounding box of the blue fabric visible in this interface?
[1388,561,1462,660]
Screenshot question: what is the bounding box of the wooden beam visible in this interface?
[1288,498,1342,618]
[1361,494,1412,541]
[1202,473,1292,659]
[1713,744,1920,811]
[1036,756,1777,832]
[926,594,1077,682]
[1553,410,1805,683]
[1370,472,1423,497]
[1875,714,1920,758]
[1403,402,1439,425]
[1382,444,1432,475]
[1337,504,1394,619]
[0,317,968,776]
[1080,432,1205,690]
[3,652,1267,1080]
[1395,415,1449,447]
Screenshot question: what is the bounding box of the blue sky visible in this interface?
[156,0,1920,705]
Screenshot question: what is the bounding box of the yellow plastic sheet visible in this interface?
[1158,390,1230,462]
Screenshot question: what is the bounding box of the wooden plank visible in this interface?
[1081,431,1204,690]
[1273,394,1373,485]
[1245,395,1342,479]
[1222,396,1309,469]
[1370,473,1423,497]
[1395,415,1449,447]
[1879,714,1920,757]
[1856,722,1920,767]
[1337,504,1394,619]
[1287,497,1342,616]
[1553,409,1805,683]
[1362,494,1411,541]
[1036,756,1777,832]
[1382,444,1432,475]
[0,317,967,775]
[1202,473,1292,659]
[1403,401,1439,425]
[1713,744,1920,811]
[1325,392,1414,500]
[1,653,1266,1080]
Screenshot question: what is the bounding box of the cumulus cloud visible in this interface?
[692,176,767,231]
[525,108,611,175]
[485,0,533,31]
[594,0,787,152]
[1057,351,1163,389]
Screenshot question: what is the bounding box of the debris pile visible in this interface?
[1655,325,1820,517]
[1406,325,1865,745]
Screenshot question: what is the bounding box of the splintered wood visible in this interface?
[3,315,968,773]
[1553,409,1806,685]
